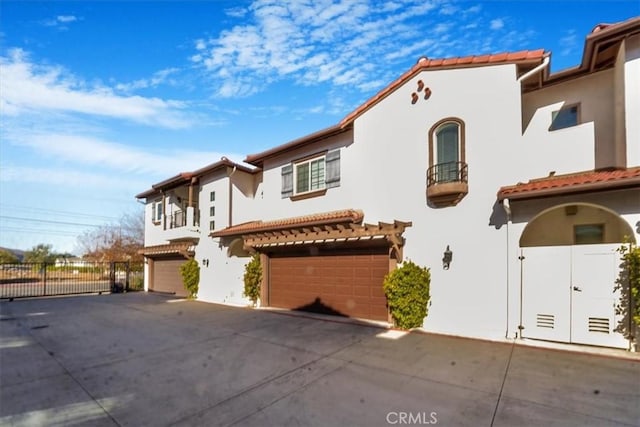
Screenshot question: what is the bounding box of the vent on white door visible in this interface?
[588,317,610,333]
[536,314,554,329]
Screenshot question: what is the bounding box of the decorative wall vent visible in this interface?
[588,317,610,333]
[411,80,431,104]
[536,313,554,329]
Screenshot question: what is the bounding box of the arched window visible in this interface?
[428,118,466,184]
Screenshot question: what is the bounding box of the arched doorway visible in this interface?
[519,203,634,348]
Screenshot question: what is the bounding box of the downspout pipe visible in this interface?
[517,56,550,83]
[503,198,512,339]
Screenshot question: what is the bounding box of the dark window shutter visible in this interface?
[281,164,293,198]
[152,203,156,222]
[325,149,341,188]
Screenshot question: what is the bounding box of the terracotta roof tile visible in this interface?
[136,158,257,199]
[340,49,546,127]
[498,167,640,200]
[210,209,364,237]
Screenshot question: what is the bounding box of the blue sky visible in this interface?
[1,0,638,254]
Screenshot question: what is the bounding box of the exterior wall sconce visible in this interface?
[202,259,209,267]
[442,245,453,270]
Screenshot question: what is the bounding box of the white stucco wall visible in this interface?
[625,34,640,167]
[522,69,616,171]
[196,171,251,305]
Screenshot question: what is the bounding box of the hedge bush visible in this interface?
[615,242,640,341]
[383,260,431,330]
[180,259,200,299]
[243,254,262,306]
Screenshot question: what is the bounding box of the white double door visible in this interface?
[521,244,628,349]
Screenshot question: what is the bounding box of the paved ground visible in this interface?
[1,293,638,427]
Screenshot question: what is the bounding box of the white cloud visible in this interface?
[490,18,504,30]
[42,15,80,29]
[115,68,180,92]
[192,0,526,100]
[0,49,193,129]
[559,30,578,56]
[3,129,242,177]
[0,165,146,190]
[225,7,248,18]
[57,15,78,23]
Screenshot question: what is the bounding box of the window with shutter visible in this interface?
[325,149,341,188]
[281,164,293,198]
[282,150,341,199]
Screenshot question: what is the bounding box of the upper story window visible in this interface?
[428,118,467,185]
[296,156,325,194]
[281,149,341,200]
[550,104,579,131]
[210,191,216,202]
[152,199,163,224]
[426,118,468,207]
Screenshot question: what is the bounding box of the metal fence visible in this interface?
[0,262,144,300]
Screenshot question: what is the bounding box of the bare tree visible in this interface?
[77,210,144,262]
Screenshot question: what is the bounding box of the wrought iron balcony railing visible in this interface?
[426,161,468,187]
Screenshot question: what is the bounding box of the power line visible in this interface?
[0,203,120,221]
[0,215,102,228]
[0,226,80,237]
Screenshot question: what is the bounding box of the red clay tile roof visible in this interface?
[497,167,640,200]
[244,125,348,167]
[590,16,640,35]
[210,209,364,237]
[339,49,546,127]
[136,158,257,199]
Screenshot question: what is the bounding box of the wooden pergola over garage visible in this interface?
[212,210,412,321]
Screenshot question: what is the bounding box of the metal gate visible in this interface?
[521,244,628,348]
[0,262,143,299]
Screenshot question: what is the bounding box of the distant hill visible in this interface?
[0,247,25,262]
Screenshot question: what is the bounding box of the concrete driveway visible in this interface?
[1,293,638,427]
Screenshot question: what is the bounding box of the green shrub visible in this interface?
[180,259,200,299]
[243,254,262,306]
[615,241,640,341]
[383,260,431,330]
[128,274,144,291]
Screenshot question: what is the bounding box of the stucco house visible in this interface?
[136,17,640,350]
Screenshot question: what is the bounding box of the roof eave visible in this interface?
[498,177,640,201]
[340,53,546,128]
[244,124,350,167]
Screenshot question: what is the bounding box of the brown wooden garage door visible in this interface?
[269,253,389,321]
[151,257,187,296]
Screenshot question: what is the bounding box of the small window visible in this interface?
[574,224,604,244]
[210,191,216,202]
[295,156,325,195]
[550,104,579,131]
[209,220,215,231]
[152,200,163,223]
[209,206,215,217]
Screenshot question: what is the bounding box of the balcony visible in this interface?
[426,161,469,207]
[164,207,200,241]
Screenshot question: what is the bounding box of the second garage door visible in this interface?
[269,252,389,321]
[151,257,187,296]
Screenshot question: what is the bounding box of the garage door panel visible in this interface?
[270,253,388,321]
[335,286,353,296]
[151,258,187,296]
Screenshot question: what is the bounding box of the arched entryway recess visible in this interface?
[518,203,634,349]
